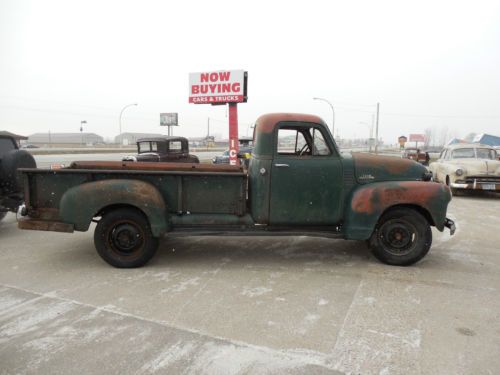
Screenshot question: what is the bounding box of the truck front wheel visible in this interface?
[94,208,159,268]
[369,208,432,266]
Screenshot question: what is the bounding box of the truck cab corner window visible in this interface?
[312,128,331,156]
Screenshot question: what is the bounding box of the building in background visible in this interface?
[115,133,164,146]
[472,133,500,147]
[0,131,28,147]
[28,133,104,147]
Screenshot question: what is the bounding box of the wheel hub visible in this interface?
[111,224,142,252]
[379,220,416,255]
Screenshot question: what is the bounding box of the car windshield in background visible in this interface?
[452,148,475,159]
[452,148,497,159]
[138,142,158,153]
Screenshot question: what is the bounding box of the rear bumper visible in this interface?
[444,218,456,235]
[18,217,74,233]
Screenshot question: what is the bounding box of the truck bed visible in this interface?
[20,161,248,228]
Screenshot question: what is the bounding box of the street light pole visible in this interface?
[80,120,87,147]
[119,103,138,146]
[313,97,335,136]
[375,102,380,154]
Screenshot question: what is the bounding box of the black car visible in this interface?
[212,138,253,166]
[0,135,36,220]
[123,136,199,163]
[212,146,253,165]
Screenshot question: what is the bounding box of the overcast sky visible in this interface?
[1,0,499,143]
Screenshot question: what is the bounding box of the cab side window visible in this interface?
[169,141,182,153]
[276,126,331,157]
[277,129,308,155]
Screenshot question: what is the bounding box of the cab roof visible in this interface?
[137,136,187,143]
[445,143,494,150]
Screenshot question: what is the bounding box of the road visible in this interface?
[0,194,499,374]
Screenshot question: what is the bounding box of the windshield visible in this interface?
[451,148,475,159]
[452,148,497,159]
[138,142,158,153]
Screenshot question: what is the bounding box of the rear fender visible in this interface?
[59,179,168,236]
[344,181,452,240]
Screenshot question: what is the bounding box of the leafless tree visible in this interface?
[464,132,477,142]
[424,127,433,147]
[438,125,450,146]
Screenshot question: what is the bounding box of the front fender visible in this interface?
[59,179,168,236]
[344,181,452,240]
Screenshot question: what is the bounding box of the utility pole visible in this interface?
[207,117,210,150]
[375,103,380,154]
[80,120,87,147]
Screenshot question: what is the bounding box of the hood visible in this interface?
[136,153,161,162]
[352,153,428,184]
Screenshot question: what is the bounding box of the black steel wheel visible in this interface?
[94,208,159,268]
[369,208,432,266]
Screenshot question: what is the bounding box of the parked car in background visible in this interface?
[123,136,199,163]
[403,147,430,166]
[212,138,254,166]
[0,134,36,221]
[429,143,500,193]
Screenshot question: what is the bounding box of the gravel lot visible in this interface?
[0,194,499,374]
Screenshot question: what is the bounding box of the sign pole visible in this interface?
[228,103,240,165]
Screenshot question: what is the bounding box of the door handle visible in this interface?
[274,163,289,167]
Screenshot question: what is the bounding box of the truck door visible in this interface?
[269,122,343,225]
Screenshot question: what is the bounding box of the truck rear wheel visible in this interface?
[369,208,432,266]
[94,208,159,268]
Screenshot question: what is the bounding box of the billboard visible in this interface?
[409,134,426,142]
[160,113,178,126]
[189,70,247,104]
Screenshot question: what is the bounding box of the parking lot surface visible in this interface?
[0,195,499,374]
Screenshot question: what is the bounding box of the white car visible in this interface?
[429,144,500,193]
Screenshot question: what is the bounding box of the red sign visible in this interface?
[189,70,248,166]
[189,70,247,104]
[409,134,426,142]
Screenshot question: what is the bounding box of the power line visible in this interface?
[334,106,500,119]
[0,104,157,122]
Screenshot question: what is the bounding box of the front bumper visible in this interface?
[451,180,500,191]
[444,218,456,235]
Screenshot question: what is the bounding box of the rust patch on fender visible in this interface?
[352,181,449,214]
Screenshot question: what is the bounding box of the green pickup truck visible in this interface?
[18,113,455,268]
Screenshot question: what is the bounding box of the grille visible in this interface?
[464,175,500,184]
